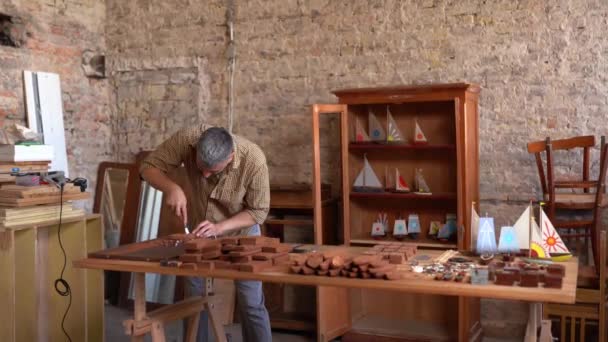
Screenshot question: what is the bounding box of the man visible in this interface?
[140,124,272,342]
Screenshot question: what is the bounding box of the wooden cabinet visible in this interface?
[311,83,481,341]
[262,184,339,333]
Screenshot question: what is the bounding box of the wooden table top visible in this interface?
[75,245,578,304]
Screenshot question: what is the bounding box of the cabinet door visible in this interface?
[311,104,351,341]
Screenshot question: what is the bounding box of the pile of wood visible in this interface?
[290,252,404,280]
[0,204,85,229]
[163,235,293,272]
[0,161,50,183]
[362,242,418,263]
[0,184,89,207]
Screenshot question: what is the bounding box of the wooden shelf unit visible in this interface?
[311,83,481,341]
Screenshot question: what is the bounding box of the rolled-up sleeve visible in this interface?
[243,161,270,224]
[139,130,189,175]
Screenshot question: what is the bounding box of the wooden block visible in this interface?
[232,255,252,263]
[180,263,197,269]
[221,244,240,253]
[183,238,221,251]
[231,263,245,270]
[328,269,341,277]
[360,272,371,279]
[543,274,563,288]
[231,245,261,252]
[359,264,369,272]
[196,261,214,270]
[340,269,349,277]
[261,244,292,253]
[306,254,323,269]
[214,261,232,270]
[348,272,358,278]
[228,247,262,257]
[292,254,307,266]
[290,265,302,274]
[219,255,231,261]
[273,253,290,265]
[201,250,222,260]
[221,237,240,245]
[363,251,378,255]
[385,272,403,280]
[520,271,540,287]
[317,269,328,276]
[546,264,565,277]
[369,265,396,275]
[353,255,373,266]
[240,236,279,246]
[252,252,273,261]
[319,259,331,271]
[389,253,404,264]
[179,254,201,263]
[370,259,389,268]
[330,255,345,269]
[240,260,272,272]
[301,265,315,275]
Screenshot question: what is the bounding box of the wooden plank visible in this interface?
[74,249,579,304]
[0,230,15,341]
[0,184,82,198]
[14,227,37,342]
[37,227,49,341]
[85,216,104,342]
[0,191,90,207]
[0,210,85,228]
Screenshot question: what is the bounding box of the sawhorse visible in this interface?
[123,273,227,342]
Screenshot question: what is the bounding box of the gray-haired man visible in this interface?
[140,125,272,342]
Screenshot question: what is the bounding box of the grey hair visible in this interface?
[196,127,234,168]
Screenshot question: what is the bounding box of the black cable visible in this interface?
[53,183,72,342]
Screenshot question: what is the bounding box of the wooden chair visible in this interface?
[527,136,608,272]
[543,230,607,341]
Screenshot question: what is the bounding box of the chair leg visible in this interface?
[600,301,606,342]
[580,318,585,342]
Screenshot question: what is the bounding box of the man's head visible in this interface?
[196,127,234,178]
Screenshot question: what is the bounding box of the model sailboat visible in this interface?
[407,214,421,239]
[470,204,480,251]
[368,110,386,142]
[413,118,428,144]
[386,107,405,143]
[498,225,519,261]
[512,204,571,261]
[352,155,383,192]
[354,118,370,143]
[395,168,411,192]
[534,207,572,261]
[477,216,497,263]
[414,168,431,194]
[393,215,408,240]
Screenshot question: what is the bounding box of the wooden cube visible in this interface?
[179,253,201,263]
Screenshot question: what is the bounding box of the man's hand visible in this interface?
[193,220,225,238]
[165,185,188,225]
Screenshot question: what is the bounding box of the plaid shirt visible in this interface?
[139,124,270,236]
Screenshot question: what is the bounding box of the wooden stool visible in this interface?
[124,273,227,342]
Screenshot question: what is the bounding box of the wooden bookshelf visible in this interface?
[311,83,481,341]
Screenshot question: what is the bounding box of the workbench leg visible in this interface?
[132,273,147,342]
[524,302,542,342]
[205,301,227,342]
[185,312,200,342]
[150,321,166,342]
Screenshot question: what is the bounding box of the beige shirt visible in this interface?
[139,124,270,236]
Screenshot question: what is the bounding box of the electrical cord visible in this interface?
[54,183,73,342]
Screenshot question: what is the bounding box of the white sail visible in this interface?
[354,118,370,142]
[414,119,428,143]
[353,167,365,187]
[395,168,410,192]
[470,205,480,249]
[369,110,386,141]
[513,206,531,250]
[363,156,383,188]
[387,108,404,142]
[393,218,408,236]
[539,208,570,255]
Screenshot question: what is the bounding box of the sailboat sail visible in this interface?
[353,155,383,190]
[369,110,386,141]
[497,226,520,253]
[530,217,550,258]
[387,108,404,142]
[414,168,431,193]
[539,208,571,258]
[470,205,480,250]
[395,168,410,192]
[354,118,370,142]
[513,206,531,250]
[413,119,428,144]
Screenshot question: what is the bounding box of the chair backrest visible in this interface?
[527,135,596,198]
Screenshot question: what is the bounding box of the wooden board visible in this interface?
[0,210,85,229]
[0,191,90,207]
[0,184,82,198]
[76,246,578,304]
[88,238,185,262]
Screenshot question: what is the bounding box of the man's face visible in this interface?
[196,152,234,179]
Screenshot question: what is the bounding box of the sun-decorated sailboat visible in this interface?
[533,206,572,261]
[352,154,383,193]
[414,168,431,195]
[386,107,405,143]
[353,118,370,143]
[369,109,386,142]
[413,118,428,145]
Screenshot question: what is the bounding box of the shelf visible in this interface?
[265,218,314,226]
[269,311,316,332]
[349,143,455,151]
[346,315,451,341]
[350,192,456,200]
[350,238,457,249]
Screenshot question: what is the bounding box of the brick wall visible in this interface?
[0,0,109,210]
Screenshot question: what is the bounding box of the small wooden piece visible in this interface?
[201,250,222,260]
[389,253,404,264]
[543,274,563,288]
[547,264,565,277]
[232,255,252,263]
[196,261,214,270]
[183,239,221,251]
[240,260,272,273]
[261,244,292,253]
[180,254,202,263]
[520,271,540,287]
[495,270,518,286]
[228,248,262,257]
[180,263,197,270]
[306,254,323,269]
[272,254,290,265]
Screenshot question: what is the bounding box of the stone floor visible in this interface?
[105,304,524,342]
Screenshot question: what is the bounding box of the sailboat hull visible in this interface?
[550,253,572,262]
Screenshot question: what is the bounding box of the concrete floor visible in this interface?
[105,304,522,342]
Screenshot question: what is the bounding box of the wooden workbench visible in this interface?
[75,247,578,305]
